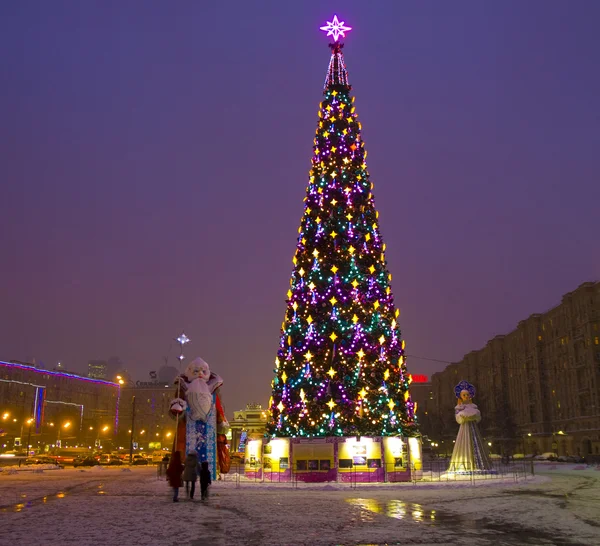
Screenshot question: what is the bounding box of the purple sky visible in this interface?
[1,1,598,414]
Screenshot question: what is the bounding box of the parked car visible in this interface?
[132,454,149,465]
[111,452,128,461]
[97,454,124,466]
[24,456,64,468]
[107,458,124,466]
[533,452,558,461]
[151,451,168,463]
[73,456,98,467]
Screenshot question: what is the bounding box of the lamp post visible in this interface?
[26,418,34,456]
[96,424,110,450]
[57,421,71,448]
[129,395,136,464]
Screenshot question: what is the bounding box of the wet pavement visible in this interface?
[1,466,599,545]
[345,497,582,545]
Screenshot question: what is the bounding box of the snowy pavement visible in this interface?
[1,465,599,545]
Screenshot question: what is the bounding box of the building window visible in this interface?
[595,337,599,346]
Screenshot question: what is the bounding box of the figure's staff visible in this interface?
[173,332,190,453]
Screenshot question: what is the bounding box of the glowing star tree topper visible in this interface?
[320,15,352,42]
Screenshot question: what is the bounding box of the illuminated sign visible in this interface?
[135,380,168,387]
[410,374,429,383]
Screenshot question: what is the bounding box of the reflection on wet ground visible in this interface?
[1,483,97,513]
[347,498,436,524]
[9,491,66,513]
[346,497,582,545]
[3,481,109,513]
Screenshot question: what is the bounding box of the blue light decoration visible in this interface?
[33,386,46,433]
[0,360,121,386]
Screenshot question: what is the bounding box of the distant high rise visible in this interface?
[88,360,107,379]
[106,356,124,378]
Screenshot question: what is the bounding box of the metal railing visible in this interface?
[216,459,534,488]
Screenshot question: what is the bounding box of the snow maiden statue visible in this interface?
[169,357,230,480]
[448,380,493,473]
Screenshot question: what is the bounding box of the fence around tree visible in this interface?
[215,460,534,487]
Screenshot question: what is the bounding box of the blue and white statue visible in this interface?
[448,380,493,473]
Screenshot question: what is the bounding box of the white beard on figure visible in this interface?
[186,377,212,422]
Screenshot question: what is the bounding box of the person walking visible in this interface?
[166,451,184,502]
[183,452,201,500]
[199,460,212,500]
[161,453,170,478]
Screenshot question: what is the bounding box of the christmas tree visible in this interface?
[267,16,416,439]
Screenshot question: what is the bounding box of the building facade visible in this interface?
[428,282,600,458]
[117,382,176,450]
[229,404,269,454]
[407,375,434,438]
[87,360,108,379]
[0,360,120,451]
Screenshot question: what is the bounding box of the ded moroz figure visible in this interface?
[169,357,230,481]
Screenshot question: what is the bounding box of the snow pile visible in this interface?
[0,464,62,472]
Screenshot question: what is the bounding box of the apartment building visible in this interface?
[428,282,600,457]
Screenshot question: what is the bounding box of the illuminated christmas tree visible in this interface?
[267,16,417,439]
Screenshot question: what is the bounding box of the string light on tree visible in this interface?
[267,15,417,439]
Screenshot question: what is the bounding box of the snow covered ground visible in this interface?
[1,465,599,545]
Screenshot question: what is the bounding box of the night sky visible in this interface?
[1,1,598,414]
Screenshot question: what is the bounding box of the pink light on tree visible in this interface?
[320,15,352,42]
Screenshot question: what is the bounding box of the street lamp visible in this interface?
[26,418,34,455]
[129,395,136,464]
[96,424,110,450]
[57,421,71,448]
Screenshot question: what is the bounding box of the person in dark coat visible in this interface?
[182,452,201,499]
[166,451,184,502]
[200,460,212,500]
